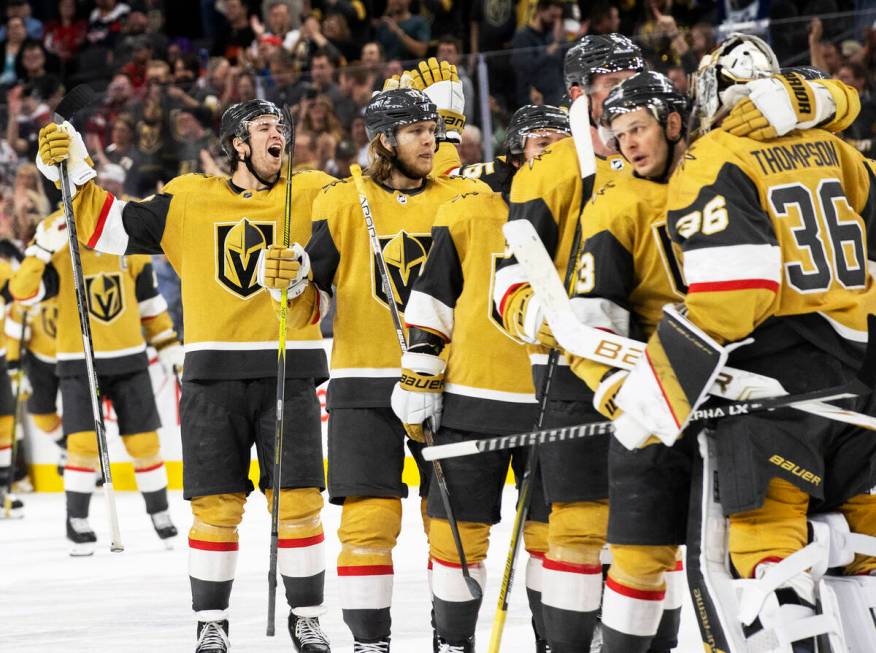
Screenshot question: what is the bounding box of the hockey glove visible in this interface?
[501,285,558,348]
[390,351,445,443]
[256,243,310,303]
[26,217,68,263]
[36,122,96,195]
[592,368,628,420]
[155,339,184,378]
[408,58,465,143]
[723,72,834,140]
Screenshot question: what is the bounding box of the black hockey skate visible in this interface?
[195,620,229,653]
[352,638,390,652]
[437,638,474,653]
[533,617,552,653]
[150,510,178,548]
[288,612,330,652]
[66,516,96,556]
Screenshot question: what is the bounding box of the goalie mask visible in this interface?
[692,33,779,134]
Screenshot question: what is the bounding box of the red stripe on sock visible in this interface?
[605,576,665,601]
[542,557,602,575]
[64,465,95,473]
[134,462,164,473]
[87,193,116,249]
[188,538,239,552]
[278,533,325,548]
[526,550,546,560]
[671,560,683,572]
[751,556,785,578]
[431,557,483,570]
[337,565,394,576]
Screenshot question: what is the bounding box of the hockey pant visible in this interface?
[63,430,169,519]
[188,488,325,622]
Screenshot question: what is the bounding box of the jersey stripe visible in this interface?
[444,383,536,404]
[87,193,130,255]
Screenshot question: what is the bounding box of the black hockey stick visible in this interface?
[54,84,123,551]
[424,351,876,461]
[488,91,599,652]
[349,164,483,601]
[267,109,297,637]
[3,308,28,518]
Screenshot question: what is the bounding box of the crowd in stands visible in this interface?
[0,0,874,330]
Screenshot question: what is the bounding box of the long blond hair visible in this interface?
[364,135,395,184]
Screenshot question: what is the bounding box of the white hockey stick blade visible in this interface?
[569,94,597,180]
[422,440,482,461]
[504,219,876,431]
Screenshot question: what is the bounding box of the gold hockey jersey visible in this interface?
[61,171,333,382]
[667,127,876,361]
[296,172,488,408]
[495,135,627,400]
[6,299,57,365]
[569,175,685,389]
[11,212,176,377]
[405,190,538,434]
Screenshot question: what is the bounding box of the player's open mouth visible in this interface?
[268,145,282,158]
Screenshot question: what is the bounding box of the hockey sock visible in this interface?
[0,414,12,489]
[189,494,244,619]
[431,557,486,642]
[601,544,678,653]
[265,488,326,610]
[648,560,684,652]
[124,432,168,514]
[32,412,62,436]
[337,497,401,640]
[523,519,549,640]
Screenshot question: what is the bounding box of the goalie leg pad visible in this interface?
[821,574,876,652]
[337,496,401,641]
[616,305,728,447]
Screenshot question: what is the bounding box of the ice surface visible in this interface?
[2,491,705,652]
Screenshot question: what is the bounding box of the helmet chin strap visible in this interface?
[240,144,280,189]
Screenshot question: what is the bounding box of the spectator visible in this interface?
[193,56,232,115]
[322,13,359,64]
[86,0,131,50]
[94,112,143,195]
[302,94,344,141]
[311,0,372,46]
[470,0,517,58]
[589,1,621,35]
[460,125,483,166]
[359,40,386,90]
[234,71,259,104]
[267,48,308,107]
[173,106,220,175]
[377,0,430,61]
[43,0,88,66]
[835,61,876,157]
[0,0,44,42]
[636,0,692,70]
[212,0,255,64]
[0,16,28,87]
[119,35,153,90]
[89,73,136,145]
[96,163,127,197]
[338,65,376,115]
[15,40,57,87]
[309,49,357,124]
[289,13,341,72]
[251,1,299,51]
[292,130,320,170]
[689,22,716,62]
[810,17,843,75]
[5,82,54,160]
[436,35,476,125]
[511,0,565,107]
[666,64,688,94]
[11,163,49,243]
[326,138,357,178]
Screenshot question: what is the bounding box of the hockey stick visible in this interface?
[3,307,28,518]
[488,91,597,653]
[55,85,123,552]
[349,163,483,601]
[504,219,876,431]
[267,110,296,637]
[422,372,874,461]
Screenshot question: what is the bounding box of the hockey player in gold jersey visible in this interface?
[6,300,61,451]
[0,259,21,516]
[10,210,180,554]
[35,99,332,653]
[606,35,876,651]
[394,104,570,652]
[259,88,487,652]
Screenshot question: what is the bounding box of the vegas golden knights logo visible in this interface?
[85,273,124,324]
[373,231,431,312]
[41,304,58,339]
[215,218,274,299]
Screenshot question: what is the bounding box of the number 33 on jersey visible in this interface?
[666,128,876,349]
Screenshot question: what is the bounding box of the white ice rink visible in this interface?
[2,489,706,652]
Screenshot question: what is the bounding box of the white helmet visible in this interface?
[692,33,780,134]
